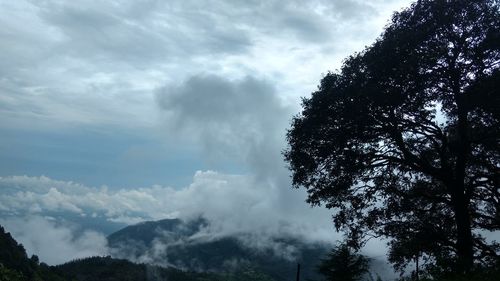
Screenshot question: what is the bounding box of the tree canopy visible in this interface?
[284,0,499,276]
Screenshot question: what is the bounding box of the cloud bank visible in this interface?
[0,173,335,243]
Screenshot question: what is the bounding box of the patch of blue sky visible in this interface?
[0,125,247,189]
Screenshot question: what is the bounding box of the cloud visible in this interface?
[156,74,289,180]
[0,0,413,130]
[0,216,108,265]
[0,173,335,242]
[35,1,253,63]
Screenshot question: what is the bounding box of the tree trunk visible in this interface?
[451,185,474,273]
[453,86,473,273]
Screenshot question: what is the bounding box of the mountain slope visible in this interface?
[107,218,330,281]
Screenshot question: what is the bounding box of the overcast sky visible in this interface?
[0,0,413,269]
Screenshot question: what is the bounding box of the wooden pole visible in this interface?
[415,255,419,281]
[296,263,301,281]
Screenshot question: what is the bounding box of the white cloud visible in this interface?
[0,173,335,244]
[0,216,108,265]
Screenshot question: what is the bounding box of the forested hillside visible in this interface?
[107,218,328,281]
[0,225,65,281]
[0,224,276,281]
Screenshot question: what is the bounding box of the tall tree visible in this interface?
[284,0,499,275]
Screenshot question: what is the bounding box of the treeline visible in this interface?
[58,256,276,281]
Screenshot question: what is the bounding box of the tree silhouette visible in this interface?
[317,243,369,281]
[284,0,499,276]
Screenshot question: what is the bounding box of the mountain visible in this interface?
[107,217,330,281]
[0,224,274,281]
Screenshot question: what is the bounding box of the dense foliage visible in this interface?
[317,244,370,281]
[56,256,280,281]
[284,0,499,277]
[57,256,214,281]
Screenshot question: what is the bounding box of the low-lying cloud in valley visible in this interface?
[0,171,342,275]
[0,171,335,245]
[0,215,108,265]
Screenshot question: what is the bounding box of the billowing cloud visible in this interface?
[0,216,108,265]
[157,74,289,181]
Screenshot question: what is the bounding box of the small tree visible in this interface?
[317,243,370,281]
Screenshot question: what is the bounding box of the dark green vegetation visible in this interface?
[56,256,276,281]
[107,218,328,281]
[284,0,499,279]
[317,244,370,281]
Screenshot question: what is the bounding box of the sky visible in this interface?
[0,0,414,271]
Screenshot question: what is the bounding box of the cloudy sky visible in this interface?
[0,0,414,267]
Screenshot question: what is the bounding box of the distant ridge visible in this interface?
[107,217,329,281]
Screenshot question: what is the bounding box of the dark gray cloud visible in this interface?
[327,0,378,20]
[157,74,290,182]
[35,1,253,64]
